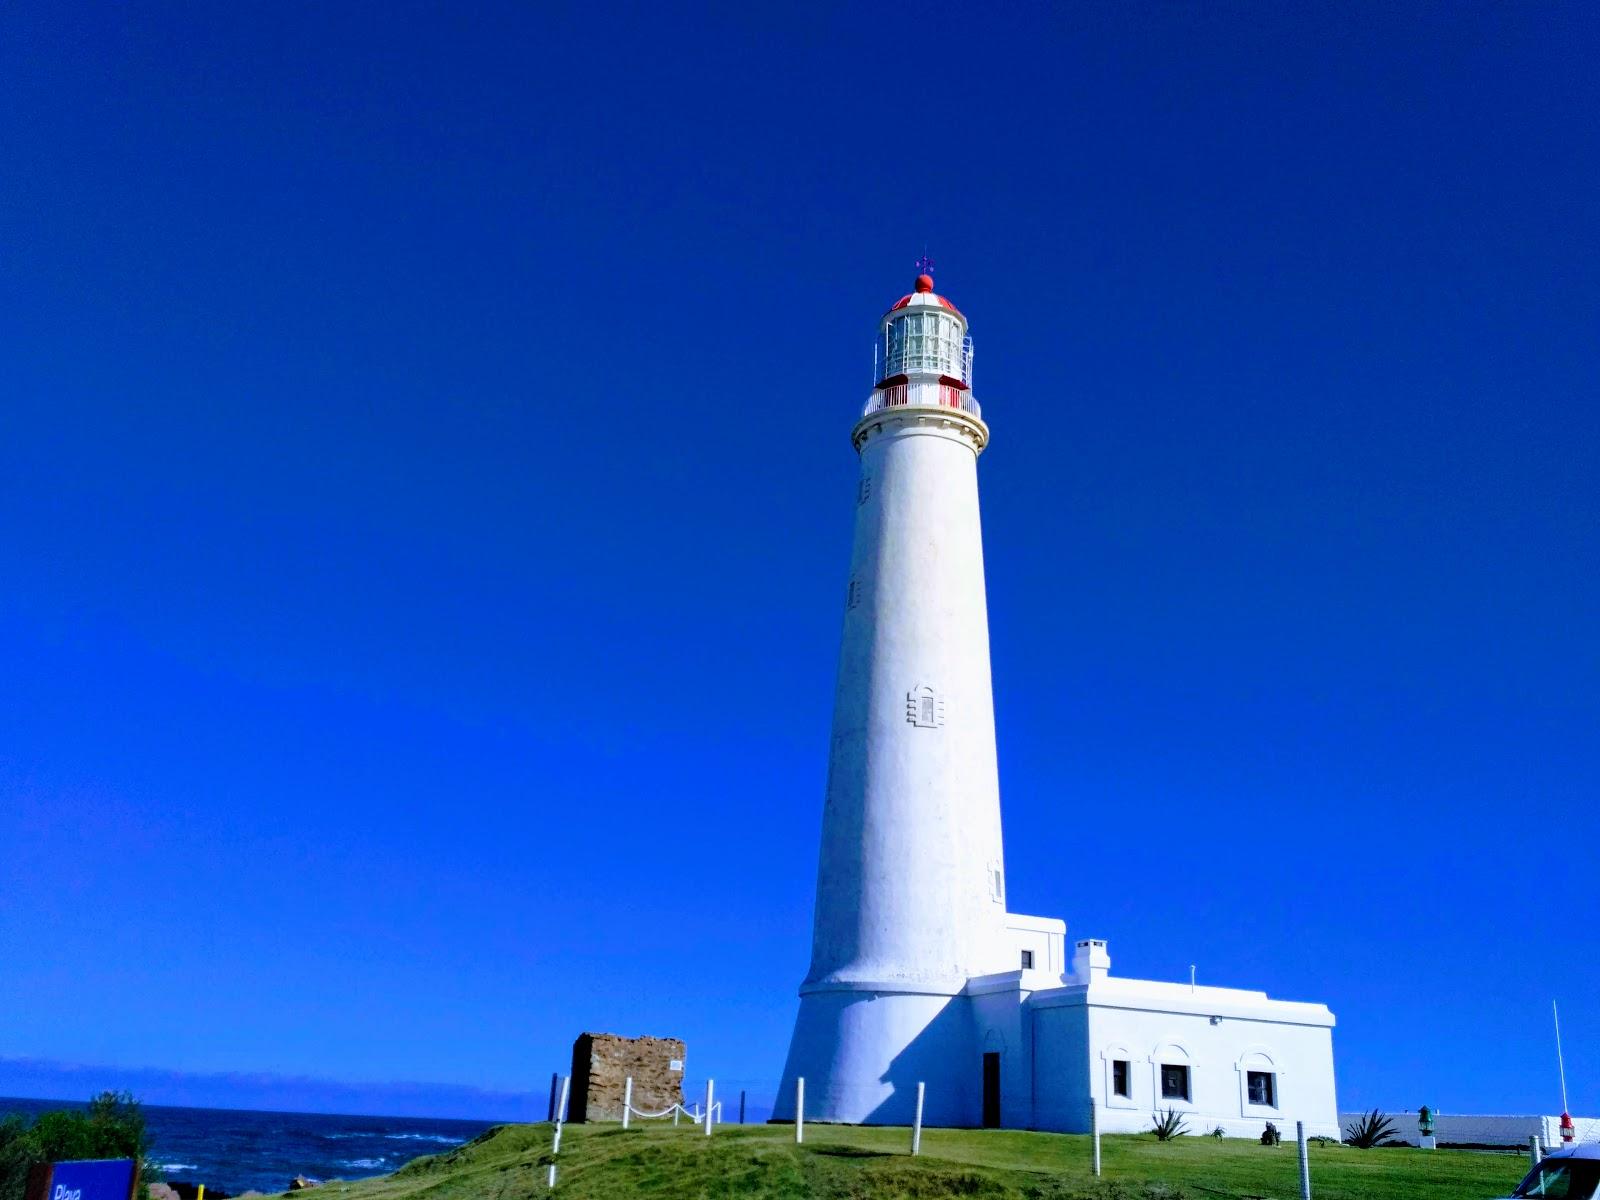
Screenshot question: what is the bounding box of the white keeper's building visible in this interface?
[773,271,1339,1138]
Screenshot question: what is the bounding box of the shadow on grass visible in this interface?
[809,1146,895,1159]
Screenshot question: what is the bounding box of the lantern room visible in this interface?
[867,273,980,420]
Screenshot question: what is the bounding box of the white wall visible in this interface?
[1337,1111,1600,1147]
[1029,982,1339,1139]
[1032,999,1092,1131]
[1004,913,1065,976]
[970,978,1036,1129]
[1090,1001,1338,1139]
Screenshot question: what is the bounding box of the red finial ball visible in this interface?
[914,274,934,293]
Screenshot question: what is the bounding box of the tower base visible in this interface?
[773,984,981,1127]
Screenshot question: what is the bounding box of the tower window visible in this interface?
[1247,1071,1276,1107]
[1020,949,1034,969]
[1112,1060,1131,1098]
[1160,1064,1191,1102]
[905,685,944,728]
[847,580,861,609]
[858,475,872,505]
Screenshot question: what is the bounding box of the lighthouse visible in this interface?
[771,268,1342,1136]
[775,270,1009,1126]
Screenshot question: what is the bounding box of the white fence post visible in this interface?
[1530,1134,1541,1169]
[704,1080,715,1136]
[551,1077,570,1154]
[796,1077,806,1144]
[1091,1100,1102,1177]
[911,1082,925,1155]
[622,1077,633,1130]
[673,1103,680,1126]
[548,1074,572,1189]
[1297,1120,1311,1200]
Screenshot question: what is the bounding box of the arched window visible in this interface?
[1149,1042,1194,1107]
[1236,1049,1281,1113]
[1100,1044,1137,1109]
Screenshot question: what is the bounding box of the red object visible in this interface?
[1561,1112,1575,1142]
[886,292,964,316]
[914,274,935,293]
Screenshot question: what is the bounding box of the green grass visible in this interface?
[248,1120,1530,1200]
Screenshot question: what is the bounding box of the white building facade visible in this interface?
[773,273,1339,1138]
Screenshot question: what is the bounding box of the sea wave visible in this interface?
[383,1133,466,1143]
[151,1162,199,1172]
[341,1158,386,1169]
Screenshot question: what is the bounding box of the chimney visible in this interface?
[1072,938,1110,983]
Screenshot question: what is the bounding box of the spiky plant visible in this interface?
[1344,1109,1401,1149]
[1150,1107,1189,1141]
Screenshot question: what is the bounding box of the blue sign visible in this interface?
[40,1159,136,1200]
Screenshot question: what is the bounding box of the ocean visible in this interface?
[0,1097,501,1196]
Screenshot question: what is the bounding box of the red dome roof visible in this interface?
[886,275,963,317]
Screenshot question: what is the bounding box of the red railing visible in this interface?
[861,384,982,419]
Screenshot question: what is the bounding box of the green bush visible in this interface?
[1150,1107,1188,1141]
[0,1092,151,1200]
[1344,1108,1401,1149]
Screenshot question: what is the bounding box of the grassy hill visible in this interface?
[264,1120,1530,1200]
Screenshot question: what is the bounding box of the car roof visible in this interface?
[1544,1144,1600,1160]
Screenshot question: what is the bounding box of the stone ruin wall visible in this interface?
[568,1032,685,1122]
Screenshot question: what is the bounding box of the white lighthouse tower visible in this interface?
[775,269,1008,1127]
[773,269,1341,1136]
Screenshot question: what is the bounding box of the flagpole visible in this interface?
[1555,1001,1570,1115]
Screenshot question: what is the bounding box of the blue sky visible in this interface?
[2,2,1596,1120]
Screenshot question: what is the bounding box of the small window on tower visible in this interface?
[906,685,944,728]
[858,475,871,505]
[1020,949,1035,969]
[847,579,861,610]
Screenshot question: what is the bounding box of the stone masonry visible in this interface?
[568,1032,685,1122]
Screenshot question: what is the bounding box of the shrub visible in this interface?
[1209,1125,1226,1139]
[1344,1109,1401,1149]
[1150,1108,1188,1141]
[0,1093,151,1200]
[1261,1121,1281,1146]
[0,1116,34,1200]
